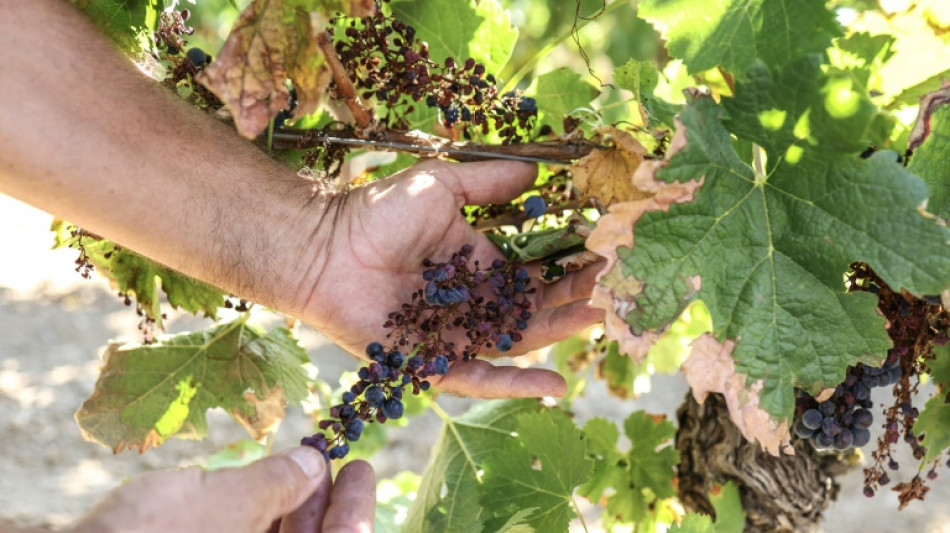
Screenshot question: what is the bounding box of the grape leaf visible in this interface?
[638,0,841,76]
[670,514,716,533]
[198,0,331,139]
[528,68,600,134]
[613,59,679,127]
[584,122,705,362]
[390,0,517,74]
[479,409,593,533]
[611,90,950,423]
[908,101,950,220]
[578,412,678,525]
[403,399,542,533]
[50,226,225,326]
[572,126,649,205]
[74,0,160,54]
[683,335,791,454]
[75,317,309,452]
[709,481,746,533]
[597,340,637,399]
[915,344,950,464]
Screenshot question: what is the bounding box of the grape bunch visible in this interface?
[794,358,903,451]
[329,2,538,143]
[301,244,534,460]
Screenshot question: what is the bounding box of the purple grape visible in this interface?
[802,409,823,430]
[523,195,547,218]
[365,385,385,407]
[822,417,842,437]
[382,398,404,419]
[814,432,834,449]
[497,334,513,352]
[819,401,835,416]
[852,428,871,447]
[434,355,450,375]
[852,408,873,430]
[344,419,364,441]
[795,420,815,439]
[834,429,854,450]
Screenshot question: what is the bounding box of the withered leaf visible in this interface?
[198,0,330,139]
[571,126,649,205]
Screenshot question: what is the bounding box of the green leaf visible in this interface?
[403,399,542,533]
[638,0,841,75]
[909,105,950,220]
[375,472,422,533]
[709,481,746,533]
[915,344,950,464]
[613,59,679,127]
[670,513,716,533]
[51,231,225,325]
[389,0,517,74]
[74,0,160,54]
[579,413,678,525]
[598,341,637,399]
[479,409,593,533]
[618,91,950,420]
[624,412,679,499]
[75,317,309,452]
[528,68,600,134]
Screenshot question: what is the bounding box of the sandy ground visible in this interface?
[2,194,949,532]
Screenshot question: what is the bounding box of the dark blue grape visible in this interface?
[444,106,460,124]
[186,47,207,65]
[822,417,841,437]
[366,342,384,358]
[387,351,405,368]
[328,444,350,459]
[834,429,854,450]
[345,419,364,441]
[795,420,815,439]
[523,195,547,218]
[516,319,528,331]
[802,409,823,430]
[852,428,871,447]
[497,334,513,352]
[419,380,431,391]
[339,404,355,421]
[434,354,450,375]
[426,95,437,107]
[407,355,424,372]
[382,398,404,419]
[852,408,873,430]
[518,97,537,112]
[365,385,385,407]
[814,432,834,449]
[391,386,404,400]
[819,401,835,416]
[854,382,871,401]
[342,391,356,404]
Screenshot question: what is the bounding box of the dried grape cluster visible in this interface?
[793,262,949,507]
[301,244,534,460]
[328,3,538,143]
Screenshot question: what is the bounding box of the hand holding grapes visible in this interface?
[298,159,604,399]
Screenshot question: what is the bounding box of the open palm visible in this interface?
[301,159,603,398]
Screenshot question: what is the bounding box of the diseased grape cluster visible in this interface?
[793,261,949,507]
[301,244,534,460]
[328,2,538,143]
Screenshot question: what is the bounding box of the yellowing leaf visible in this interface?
[585,120,704,362]
[572,126,649,204]
[682,334,791,456]
[198,0,329,139]
[76,318,309,453]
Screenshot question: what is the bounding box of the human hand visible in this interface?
[70,448,374,533]
[298,159,603,398]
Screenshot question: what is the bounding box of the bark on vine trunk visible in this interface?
[676,392,855,532]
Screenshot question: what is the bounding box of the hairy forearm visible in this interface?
[0,0,325,315]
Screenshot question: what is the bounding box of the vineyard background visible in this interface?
[1,194,947,532]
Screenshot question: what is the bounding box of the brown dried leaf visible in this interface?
[198,0,329,139]
[683,334,792,456]
[231,386,287,440]
[572,126,649,204]
[585,119,704,362]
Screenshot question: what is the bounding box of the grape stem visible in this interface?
[316,30,375,131]
[273,127,605,164]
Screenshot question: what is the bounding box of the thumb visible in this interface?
[200,447,329,531]
[413,159,538,206]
